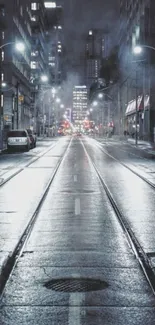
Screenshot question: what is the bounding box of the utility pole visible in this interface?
[135,69,138,146]
[16,82,19,129]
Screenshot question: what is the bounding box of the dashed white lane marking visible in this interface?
[68,292,83,325]
[75,198,80,215]
[74,175,77,182]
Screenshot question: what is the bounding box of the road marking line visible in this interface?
[75,198,80,215]
[74,175,77,182]
[68,292,83,325]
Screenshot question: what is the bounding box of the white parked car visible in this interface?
[7,130,31,152]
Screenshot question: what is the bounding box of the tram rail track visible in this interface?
[81,140,155,296]
[0,139,72,297]
[93,139,155,190]
[0,140,58,188]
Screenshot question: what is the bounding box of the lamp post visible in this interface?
[0,41,25,51]
[133,45,155,55]
[32,74,49,135]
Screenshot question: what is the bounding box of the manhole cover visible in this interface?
[44,278,108,292]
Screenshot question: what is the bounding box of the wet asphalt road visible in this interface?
[1,136,155,324]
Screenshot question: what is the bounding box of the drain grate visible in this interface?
[44,277,108,292]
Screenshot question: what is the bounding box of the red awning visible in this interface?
[125,95,149,116]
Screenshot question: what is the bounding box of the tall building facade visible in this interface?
[45,3,64,85]
[0,0,32,146]
[72,86,88,125]
[85,29,105,88]
[119,0,155,141]
[30,0,49,134]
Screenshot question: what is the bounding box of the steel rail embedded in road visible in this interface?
[81,139,155,296]
[93,139,155,190]
[0,138,72,297]
[0,141,58,188]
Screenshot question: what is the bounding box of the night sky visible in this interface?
[63,0,119,59]
[60,0,119,104]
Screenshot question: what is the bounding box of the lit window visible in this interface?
[1,94,3,107]
[31,61,37,69]
[31,3,39,10]
[31,51,38,56]
[1,51,4,61]
[44,2,56,8]
[49,62,55,66]
[31,16,36,21]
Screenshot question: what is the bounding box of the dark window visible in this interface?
[7,131,27,137]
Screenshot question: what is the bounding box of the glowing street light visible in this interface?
[1,82,7,87]
[41,75,48,82]
[52,87,56,94]
[0,41,25,52]
[98,93,103,99]
[93,101,98,107]
[15,42,25,52]
[133,44,155,55]
[60,104,64,108]
[56,97,61,103]
[133,46,142,55]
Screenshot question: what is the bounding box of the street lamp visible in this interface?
[15,42,25,52]
[0,41,25,52]
[133,46,143,55]
[40,75,48,83]
[56,97,61,103]
[98,93,103,99]
[93,101,98,107]
[1,82,7,88]
[133,44,155,55]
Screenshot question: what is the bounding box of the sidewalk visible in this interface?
[95,135,155,158]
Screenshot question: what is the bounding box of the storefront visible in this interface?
[125,95,150,139]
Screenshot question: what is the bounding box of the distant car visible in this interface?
[26,129,37,148]
[7,130,31,152]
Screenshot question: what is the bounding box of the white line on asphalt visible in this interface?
[75,198,80,215]
[74,175,77,182]
[68,292,83,325]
